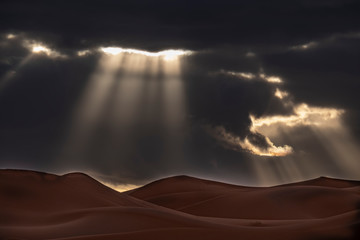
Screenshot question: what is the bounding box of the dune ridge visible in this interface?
[1,169,359,240]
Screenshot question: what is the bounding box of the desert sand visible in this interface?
[1,169,359,240]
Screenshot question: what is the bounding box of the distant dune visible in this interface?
[1,170,359,240]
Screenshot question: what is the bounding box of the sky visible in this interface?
[0,0,360,189]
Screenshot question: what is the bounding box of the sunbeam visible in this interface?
[60,47,191,172]
[248,94,360,185]
[60,53,124,166]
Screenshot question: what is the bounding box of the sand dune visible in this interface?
[129,175,360,219]
[1,170,359,240]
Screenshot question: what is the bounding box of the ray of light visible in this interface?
[60,53,124,164]
[111,54,147,128]
[160,56,187,168]
[161,57,185,128]
[249,98,360,185]
[310,123,360,178]
[60,46,190,175]
[137,57,161,125]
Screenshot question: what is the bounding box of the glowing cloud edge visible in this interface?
[205,125,293,157]
[99,46,192,60]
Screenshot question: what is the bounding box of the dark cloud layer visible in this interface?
[262,35,360,108]
[1,0,359,51]
[0,0,360,185]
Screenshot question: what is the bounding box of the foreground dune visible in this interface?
[128,175,360,219]
[0,170,359,239]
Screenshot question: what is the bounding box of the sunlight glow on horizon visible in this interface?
[102,181,141,192]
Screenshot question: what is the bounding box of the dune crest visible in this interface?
[1,169,359,240]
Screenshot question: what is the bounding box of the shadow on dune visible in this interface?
[313,201,360,240]
[351,201,360,240]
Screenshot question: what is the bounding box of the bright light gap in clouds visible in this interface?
[5,34,194,61]
[26,42,65,58]
[100,47,192,61]
[32,45,50,54]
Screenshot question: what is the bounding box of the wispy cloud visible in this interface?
[251,103,344,130]
[217,70,283,83]
[206,125,293,157]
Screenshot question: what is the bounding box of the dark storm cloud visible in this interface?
[1,0,359,52]
[1,0,360,185]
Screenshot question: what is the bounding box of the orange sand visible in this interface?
[1,170,359,240]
